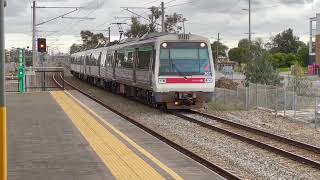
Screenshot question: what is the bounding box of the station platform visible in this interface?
[7,91,223,180]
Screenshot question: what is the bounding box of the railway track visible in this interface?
[171,111,320,170]
[52,73,241,180]
[54,71,320,175]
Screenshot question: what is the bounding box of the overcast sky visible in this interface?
[4,0,320,53]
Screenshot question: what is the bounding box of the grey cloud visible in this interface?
[278,0,313,4]
[4,0,318,50]
[5,0,29,17]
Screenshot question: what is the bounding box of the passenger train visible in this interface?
[70,32,215,109]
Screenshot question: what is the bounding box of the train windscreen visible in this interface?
[159,42,211,76]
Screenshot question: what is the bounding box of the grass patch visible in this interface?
[277,67,308,73]
[207,102,245,112]
[277,67,290,72]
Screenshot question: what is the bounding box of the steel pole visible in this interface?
[310,19,313,54]
[0,0,6,179]
[161,2,165,32]
[249,0,251,43]
[216,33,220,62]
[32,1,36,67]
[108,27,111,43]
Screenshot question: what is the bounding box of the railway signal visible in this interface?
[37,38,47,52]
[18,49,25,94]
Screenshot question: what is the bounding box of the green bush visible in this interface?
[245,52,280,86]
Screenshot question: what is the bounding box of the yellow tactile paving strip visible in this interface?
[64,91,184,180]
[51,91,165,180]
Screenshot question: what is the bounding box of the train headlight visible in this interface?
[205,78,213,83]
[159,78,167,84]
[162,43,168,48]
[200,43,206,48]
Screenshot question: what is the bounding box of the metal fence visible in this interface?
[5,67,64,92]
[5,76,19,92]
[212,83,320,127]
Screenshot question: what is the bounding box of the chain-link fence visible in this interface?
[211,83,320,127]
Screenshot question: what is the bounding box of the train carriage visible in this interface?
[70,32,215,109]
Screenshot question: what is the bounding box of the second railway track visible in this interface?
[171,111,320,170]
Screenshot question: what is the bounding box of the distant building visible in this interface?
[310,15,318,65]
[216,56,238,72]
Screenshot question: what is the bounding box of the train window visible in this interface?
[100,52,106,67]
[85,55,90,66]
[91,53,99,66]
[123,51,134,68]
[117,52,125,68]
[106,53,112,67]
[97,52,102,66]
[159,42,211,76]
[137,48,152,70]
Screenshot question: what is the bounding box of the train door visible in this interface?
[150,47,156,86]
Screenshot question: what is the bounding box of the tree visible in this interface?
[70,43,83,54]
[80,31,109,49]
[297,43,309,66]
[80,31,94,46]
[236,38,265,61]
[211,41,228,59]
[228,48,249,66]
[270,28,300,54]
[268,53,299,68]
[148,6,162,32]
[245,52,280,86]
[238,39,250,49]
[125,17,149,38]
[164,13,183,33]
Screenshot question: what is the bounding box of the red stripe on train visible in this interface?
[166,78,205,84]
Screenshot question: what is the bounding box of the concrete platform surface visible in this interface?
[7,92,111,180]
[7,91,224,180]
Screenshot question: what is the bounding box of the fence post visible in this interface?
[265,84,267,108]
[256,83,258,109]
[294,93,296,121]
[275,86,278,117]
[315,97,318,129]
[284,87,286,117]
[293,79,296,120]
[43,71,46,91]
[248,84,250,108]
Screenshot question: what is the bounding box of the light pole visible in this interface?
[242,0,252,44]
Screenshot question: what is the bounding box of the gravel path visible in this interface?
[66,76,320,179]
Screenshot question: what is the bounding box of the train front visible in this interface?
[154,34,215,109]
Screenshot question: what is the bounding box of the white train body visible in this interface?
[70,33,215,109]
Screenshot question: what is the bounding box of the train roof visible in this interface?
[71,32,209,56]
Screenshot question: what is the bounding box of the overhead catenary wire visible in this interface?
[143,0,161,6]
[166,0,203,8]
